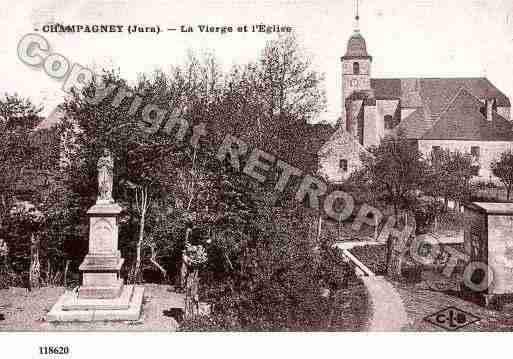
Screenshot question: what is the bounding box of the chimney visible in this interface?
[486,98,495,122]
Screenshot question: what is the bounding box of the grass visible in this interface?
[350,244,387,275]
[326,277,371,331]
[0,284,184,331]
[321,219,376,243]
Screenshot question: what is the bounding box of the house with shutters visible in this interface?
[319,27,513,183]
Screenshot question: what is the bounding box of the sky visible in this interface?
[2,0,513,123]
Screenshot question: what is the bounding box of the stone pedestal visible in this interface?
[78,202,125,299]
[48,201,144,322]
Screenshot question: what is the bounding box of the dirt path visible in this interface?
[336,241,407,330]
[362,276,408,331]
[0,285,185,331]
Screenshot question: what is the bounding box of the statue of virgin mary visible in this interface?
[97,148,114,203]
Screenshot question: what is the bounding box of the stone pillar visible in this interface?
[78,202,124,299]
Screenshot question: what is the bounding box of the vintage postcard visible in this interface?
[1,0,513,357]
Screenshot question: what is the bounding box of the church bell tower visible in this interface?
[341,0,372,125]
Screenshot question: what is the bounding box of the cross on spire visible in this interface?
[355,0,360,30]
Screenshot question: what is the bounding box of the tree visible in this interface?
[357,133,427,216]
[354,133,427,275]
[427,149,474,210]
[0,95,66,289]
[491,149,513,200]
[62,63,259,285]
[0,94,43,227]
[181,205,351,330]
[6,201,44,289]
[257,34,326,123]
[56,39,343,330]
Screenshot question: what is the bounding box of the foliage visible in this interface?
[491,149,513,200]
[413,200,444,235]
[179,313,242,331]
[0,94,44,224]
[0,94,72,287]
[195,207,352,330]
[184,244,207,268]
[350,245,387,275]
[208,35,331,174]
[60,62,264,282]
[318,246,353,292]
[0,36,351,330]
[426,148,474,207]
[355,133,428,215]
[257,34,326,123]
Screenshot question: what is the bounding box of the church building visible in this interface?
[319,24,513,184]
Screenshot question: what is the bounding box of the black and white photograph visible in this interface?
[1,0,513,357]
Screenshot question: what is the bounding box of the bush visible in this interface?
[0,264,23,289]
[192,207,355,331]
[350,245,387,275]
[318,246,353,292]
[414,200,444,235]
[179,313,242,331]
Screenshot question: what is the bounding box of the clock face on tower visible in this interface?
[350,79,359,87]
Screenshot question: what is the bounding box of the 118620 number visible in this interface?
[39,346,69,355]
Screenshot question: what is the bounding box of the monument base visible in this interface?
[79,278,124,299]
[47,285,144,322]
[78,256,125,299]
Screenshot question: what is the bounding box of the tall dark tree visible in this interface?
[62,63,260,284]
[357,133,428,216]
[0,94,43,225]
[353,133,427,275]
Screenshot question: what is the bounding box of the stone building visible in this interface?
[463,202,513,306]
[319,27,513,183]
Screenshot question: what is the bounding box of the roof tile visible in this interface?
[421,88,513,141]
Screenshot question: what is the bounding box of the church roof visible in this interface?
[319,127,370,158]
[371,77,510,115]
[396,108,434,139]
[420,88,513,141]
[342,30,371,60]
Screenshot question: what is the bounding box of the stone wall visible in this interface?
[376,99,399,143]
[342,59,371,76]
[347,100,363,137]
[363,105,377,148]
[318,130,366,183]
[341,58,371,119]
[487,215,513,294]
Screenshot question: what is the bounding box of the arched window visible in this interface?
[384,115,394,129]
[353,62,360,75]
